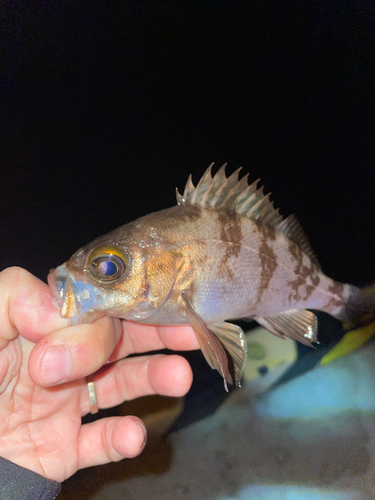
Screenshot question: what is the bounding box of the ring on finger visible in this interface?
[86,374,99,414]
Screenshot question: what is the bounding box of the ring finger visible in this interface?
[80,353,193,415]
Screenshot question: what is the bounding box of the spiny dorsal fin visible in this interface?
[176,164,320,266]
[176,164,320,265]
[176,163,283,228]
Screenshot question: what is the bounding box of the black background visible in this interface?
[1,1,374,286]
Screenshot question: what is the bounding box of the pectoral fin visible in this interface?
[255,309,318,347]
[181,291,230,391]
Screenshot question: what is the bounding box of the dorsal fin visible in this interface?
[176,163,320,266]
[176,163,283,228]
[277,214,321,268]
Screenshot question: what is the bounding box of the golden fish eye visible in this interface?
[88,245,127,283]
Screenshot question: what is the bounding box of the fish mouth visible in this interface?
[47,268,62,309]
[48,264,105,324]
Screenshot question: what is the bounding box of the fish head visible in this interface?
[48,222,186,325]
[48,227,152,324]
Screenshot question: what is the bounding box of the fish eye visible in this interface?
[98,260,118,276]
[88,246,127,283]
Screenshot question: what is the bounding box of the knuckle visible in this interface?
[0,267,34,295]
[0,266,23,283]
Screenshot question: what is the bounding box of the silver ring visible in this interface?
[86,375,99,414]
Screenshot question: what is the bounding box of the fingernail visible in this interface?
[41,346,72,385]
[137,421,147,451]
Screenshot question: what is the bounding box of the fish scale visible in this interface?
[48,164,375,390]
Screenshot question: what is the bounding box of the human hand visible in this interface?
[0,267,198,482]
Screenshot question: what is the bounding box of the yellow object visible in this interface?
[320,322,375,366]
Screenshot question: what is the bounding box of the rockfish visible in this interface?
[48,164,375,390]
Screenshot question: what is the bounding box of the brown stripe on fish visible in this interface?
[286,239,321,303]
[217,210,243,280]
[254,220,278,306]
[180,205,203,223]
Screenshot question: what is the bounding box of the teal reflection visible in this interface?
[254,345,375,419]
[217,485,363,500]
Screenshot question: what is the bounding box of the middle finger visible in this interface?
[107,321,199,364]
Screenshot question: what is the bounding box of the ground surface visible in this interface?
[60,341,375,500]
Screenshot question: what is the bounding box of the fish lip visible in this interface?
[47,264,80,317]
[47,266,65,309]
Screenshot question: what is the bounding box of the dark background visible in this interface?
[1,1,374,287]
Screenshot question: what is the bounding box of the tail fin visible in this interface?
[344,285,375,328]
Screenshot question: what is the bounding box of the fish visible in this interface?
[48,163,375,391]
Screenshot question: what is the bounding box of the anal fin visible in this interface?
[255,309,318,347]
